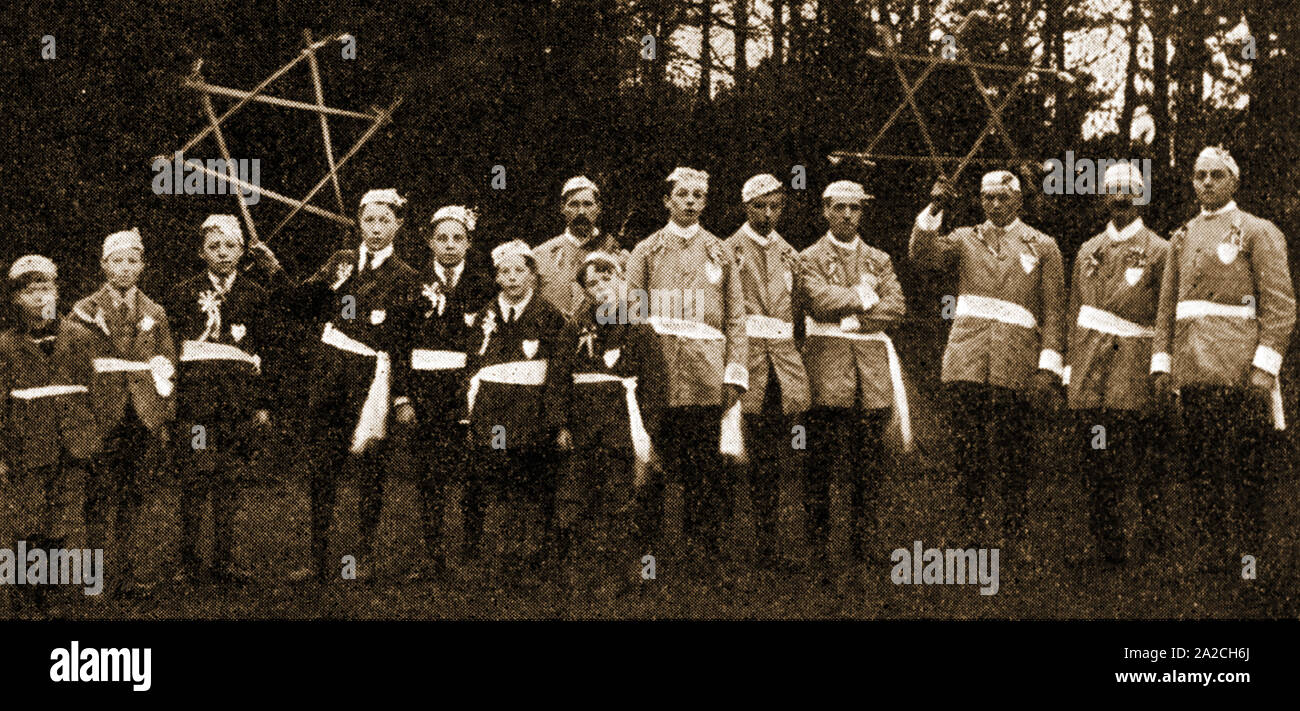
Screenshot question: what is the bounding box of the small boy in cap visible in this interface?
[390,205,493,580]
[547,250,666,596]
[0,255,97,613]
[461,239,566,588]
[70,228,177,595]
[162,214,280,585]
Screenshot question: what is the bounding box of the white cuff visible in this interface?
[1038,349,1063,377]
[1150,352,1171,374]
[857,284,880,311]
[1061,365,1072,387]
[394,396,411,408]
[1253,345,1283,376]
[723,362,749,390]
[915,205,944,232]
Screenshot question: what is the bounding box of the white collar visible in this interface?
[825,231,861,251]
[743,223,778,247]
[498,290,533,320]
[434,260,464,285]
[1106,217,1144,243]
[207,271,237,293]
[1200,200,1238,217]
[359,243,394,270]
[562,226,600,245]
[664,221,699,242]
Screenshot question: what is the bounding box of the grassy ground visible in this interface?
[15,436,1297,620]
[10,321,1299,620]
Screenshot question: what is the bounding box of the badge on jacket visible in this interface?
[1124,267,1143,286]
[139,315,155,332]
[1019,252,1038,274]
[704,260,723,285]
[230,324,247,342]
[370,309,386,325]
[1217,241,1239,264]
[522,339,540,359]
[603,348,621,368]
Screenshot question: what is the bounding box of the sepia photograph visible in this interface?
[0,0,1296,695]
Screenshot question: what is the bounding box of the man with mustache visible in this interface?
[534,176,626,319]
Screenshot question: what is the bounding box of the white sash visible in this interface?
[572,373,652,462]
[745,314,794,340]
[466,359,548,415]
[1076,305,1155,338]
[648,316,725,341]
[411,349,467,371]
[1175,300,1256,320]
[10,384,88,400]
[320,322,391,454]
[92,356,175,398]
[954,294,1037,329]
[804,318,914,451]
[180,339,261,372]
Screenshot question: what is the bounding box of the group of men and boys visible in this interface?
[1,145,1293,611]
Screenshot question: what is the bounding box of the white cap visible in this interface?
[562,175,599,199]
[9,254,57,282]
[200,214,243,243]
[666,167,709,190]
[822,180,870,203]
[981,170,1021,193]
[1102,162,1145,194]
[491,239,534,267]
[103,228,144,259]
[582,250,624,275]
[430,205,477,232]
[359,188,407,210]
[742,174,783,203]
[1195,146,1239,179]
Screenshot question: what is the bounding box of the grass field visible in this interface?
[9,321,1299,620]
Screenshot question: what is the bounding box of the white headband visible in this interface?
[1102,163,1145,193]
[1195,146,1239,179]
[666,167,709,190]
[742,174,783,203]
[822,180,870,203]
[562,175,599,199]
[430,205,477,232]
[201,214,243,243]
[9,254,57,282]
[103,228,144,259]
[360,188,407,210]
[981,170,1021,193]
[491,239,533,267]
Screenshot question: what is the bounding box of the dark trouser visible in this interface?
[412,422,466,564]
[176,418,244,576]
[805,406,889,561]
[946,382,1033,540]
[308,423,387,579]
[555,444,636,580]
[1181,386,1273,567]
[463,445,556,576]
[84,407,153,581]
[1072,408,1168,562]
[5,456,79,613]
[743,370,804,563]
[651,406,728,558]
